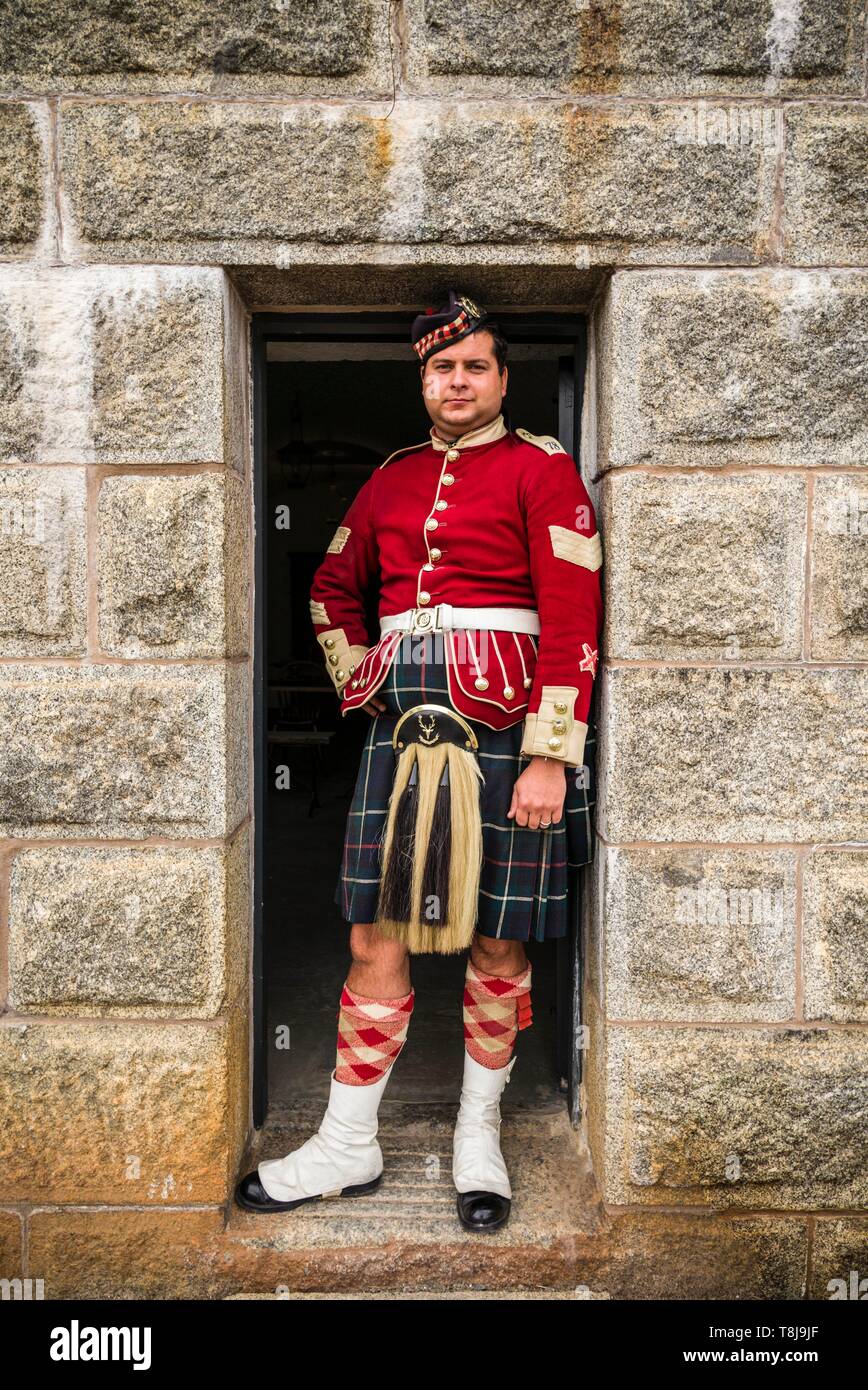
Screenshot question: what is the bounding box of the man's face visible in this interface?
[419,328,508,438]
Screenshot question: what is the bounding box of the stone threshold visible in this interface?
[220,1097,608,1296]
[224,1290,611,1300]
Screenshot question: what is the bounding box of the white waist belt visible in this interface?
[380,603,540,636]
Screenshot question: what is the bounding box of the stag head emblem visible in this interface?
[417,713,439,745]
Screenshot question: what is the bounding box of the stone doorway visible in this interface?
[236,308,602,1274]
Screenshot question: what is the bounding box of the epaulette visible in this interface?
[514,427,567,456]
[378,439,431,469]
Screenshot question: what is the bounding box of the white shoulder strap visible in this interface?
[514,428,567,456]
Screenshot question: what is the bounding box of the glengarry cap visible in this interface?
[411,290,489,364]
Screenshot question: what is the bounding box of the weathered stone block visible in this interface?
[603,473,805,659]
[223,274,251,475]
[601,847,796,1021]
[59,100,775,265]
[60,102,393,257]
[97,472,249,658]
[803,851,868,1024]
[0,103,46,252]
[601,667,867,843]
[0,1212,23,1282]
[0,1007,249,1203]
[27,1204,811,1301]
[231,262,602,311]
[603,1023,868,1207]
[8,829,249,1017]
[0,663,249,838]
[0,265,246,466]
[601,1210,808,1300]
[582,977,608,1187]
[28,1210,231,1300]
[0,1,387,95]
[0,467,86,656]
[810,1219,868,1300]
[597,270,868,470]
[810,475,868,660]
[411,0,864,95]
[785,105,868,265]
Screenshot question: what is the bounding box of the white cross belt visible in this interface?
[379,603,541,636]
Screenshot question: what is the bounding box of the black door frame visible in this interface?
[251,311,588,1129]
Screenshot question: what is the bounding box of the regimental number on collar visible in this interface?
[516,428,567,456]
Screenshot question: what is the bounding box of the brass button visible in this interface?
[547,737,563,751]
[553,700,568,714]
[349,664,355,673]
[336,669,345,682]
[552,718,567,735]
[423,562,435,571]
[434,499,448,511]
[445,449,460,462]
[523,677,533,688]
[429,547,442,560]
[503,686,515,699]
[351,679,359,688]
[474,677,489,691]
[418,591,431,604]
[324,637,335,649]
[425,518,438,531]
[328,653,338,665]
[442,473,455,486]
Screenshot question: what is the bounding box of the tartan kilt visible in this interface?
[334,634,597,943]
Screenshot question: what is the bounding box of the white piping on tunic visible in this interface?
[490,632,511,693]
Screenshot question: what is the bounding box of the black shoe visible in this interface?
[456,1189,511,1233]
[234,1168,383,1214]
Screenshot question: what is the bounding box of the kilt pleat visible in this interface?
[334,635,596,943]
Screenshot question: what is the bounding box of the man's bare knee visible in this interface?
[471,932,527,975]
[349,922,410,971]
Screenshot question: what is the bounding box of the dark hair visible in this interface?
[477,321,508,374]
[420,321,509,375]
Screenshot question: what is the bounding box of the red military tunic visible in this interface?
[309,412,603,767]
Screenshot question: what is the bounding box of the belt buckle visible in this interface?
[411,602,453,634]
[411,605,435,634]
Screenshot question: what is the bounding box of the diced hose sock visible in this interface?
[335,981,415,1084]
[462,958,532,1069]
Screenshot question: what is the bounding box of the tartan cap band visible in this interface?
[411,289,490,364]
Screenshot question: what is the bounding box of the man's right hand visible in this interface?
[361,697,386,716]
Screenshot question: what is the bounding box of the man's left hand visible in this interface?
[507,756,567,830]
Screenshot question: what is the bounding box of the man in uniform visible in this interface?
[236,291,602,1232]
